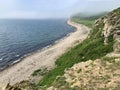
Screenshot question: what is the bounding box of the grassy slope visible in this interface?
[70,17,94,28]
[34,17,114,89]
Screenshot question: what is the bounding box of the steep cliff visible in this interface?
[94,7,120,52]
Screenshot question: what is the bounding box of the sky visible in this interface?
[0,0,120,19]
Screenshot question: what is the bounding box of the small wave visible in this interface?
[12,59,21,65]
[43,45,51,49]
[0,58,3,61]
[15,54,20,57]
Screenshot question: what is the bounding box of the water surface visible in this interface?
[0,19,74,69]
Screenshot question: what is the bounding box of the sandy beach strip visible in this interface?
[0,20,90,85]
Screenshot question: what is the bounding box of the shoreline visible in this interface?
[0,30,74,71]
[0,19,90,85]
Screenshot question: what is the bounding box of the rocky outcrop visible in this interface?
[0,81,34,90]
[113,30,120,52]
[47,57,120,90]
[94,7,120,53]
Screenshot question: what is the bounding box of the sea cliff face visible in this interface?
[94,7,120,52]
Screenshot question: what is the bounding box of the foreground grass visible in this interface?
[34,18,114,89]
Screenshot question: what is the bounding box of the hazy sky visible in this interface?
[0,0,120,19]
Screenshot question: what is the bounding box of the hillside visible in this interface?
[1,7,120,90]
[45,7,120,90]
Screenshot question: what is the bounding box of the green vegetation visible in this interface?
[71,17,94,28]
[32,67,48,76]
[113,7,120,15]
[70,12,107,28]
[38,35,113,88]
[32,69,42,76]
[35,18,114,88]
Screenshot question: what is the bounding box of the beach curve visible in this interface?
[0,20,90,85]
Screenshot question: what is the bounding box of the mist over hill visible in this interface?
[71,12,108,20]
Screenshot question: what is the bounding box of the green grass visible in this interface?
[34,18,114,89]
[32,68,48,77]
[71,17,94,28]
[32,69,42,76]
[113,7,120,15]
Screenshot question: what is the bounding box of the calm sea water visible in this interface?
[0,19,74,69]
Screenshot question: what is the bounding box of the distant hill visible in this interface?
[71,12,108,20]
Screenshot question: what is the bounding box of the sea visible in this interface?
[0,19,74,69]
